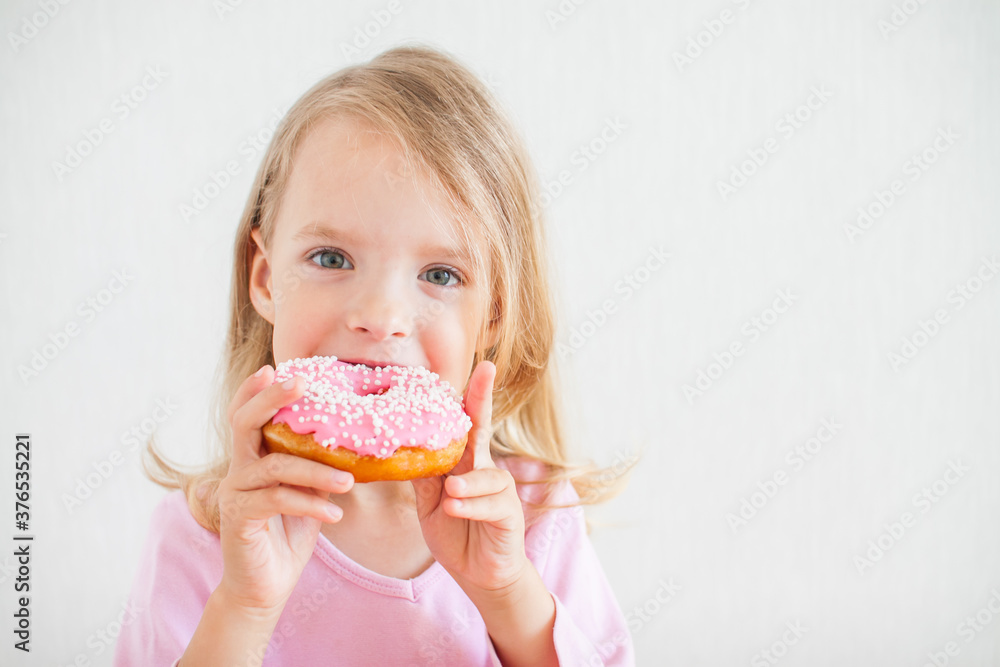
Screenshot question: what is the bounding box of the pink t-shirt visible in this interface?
[112,457,634,666]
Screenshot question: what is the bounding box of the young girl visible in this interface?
[114,43,634,666]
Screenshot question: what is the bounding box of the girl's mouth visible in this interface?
[339,357,409,370]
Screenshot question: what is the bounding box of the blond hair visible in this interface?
[144,43,634,533]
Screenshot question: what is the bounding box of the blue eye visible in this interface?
[309,249,352,270]
[308,248,461,286]
[423,267,461,287]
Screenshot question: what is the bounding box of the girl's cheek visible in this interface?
[273,261,310,308]
[430,312,477,372]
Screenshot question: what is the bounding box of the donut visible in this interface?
[261,356,472,482]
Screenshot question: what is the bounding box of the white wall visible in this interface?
[2,1,998,665]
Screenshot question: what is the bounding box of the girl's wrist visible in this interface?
[461,562,558,667]
[212,583,287,624]
[180,587,286,667]
[470,560,547,619]
[448,553,532,608]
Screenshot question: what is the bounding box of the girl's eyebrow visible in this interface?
[292,223,471,264]
[291,224,354,244]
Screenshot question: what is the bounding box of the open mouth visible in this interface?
[339,358,407,370]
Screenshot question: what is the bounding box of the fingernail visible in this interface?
[254,366,266,377]
[282,378,297,390]
[326,504,343,520]
[451,477,466,492]
[331,470,352,485]
[452,499,463,509]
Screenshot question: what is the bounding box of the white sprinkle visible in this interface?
[291,404,299,412]
[298,416,305,423]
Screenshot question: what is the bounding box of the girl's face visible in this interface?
[249,116,496,394]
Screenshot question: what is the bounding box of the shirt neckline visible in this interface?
[313,530,448,601]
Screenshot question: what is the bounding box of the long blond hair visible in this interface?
[144,43,634,533]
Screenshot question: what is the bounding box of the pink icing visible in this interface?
[271,356,472,459]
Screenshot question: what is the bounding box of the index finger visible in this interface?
[227,364,274,426]
[462,360,496,470]
[228,365,306,470]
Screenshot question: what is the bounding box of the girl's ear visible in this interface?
[248,228,275,325]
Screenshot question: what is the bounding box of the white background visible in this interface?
[2,1,999,665]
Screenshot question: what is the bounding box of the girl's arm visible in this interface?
[179,587,284,667]
[457,559,558,666]
[181,365,355,665]
[413,361,558,667]
[415,360,633,665]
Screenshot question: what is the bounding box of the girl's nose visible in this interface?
[344,282,413,342]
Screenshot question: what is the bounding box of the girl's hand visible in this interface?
[412,361,529,594]
[215,365,355,613]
